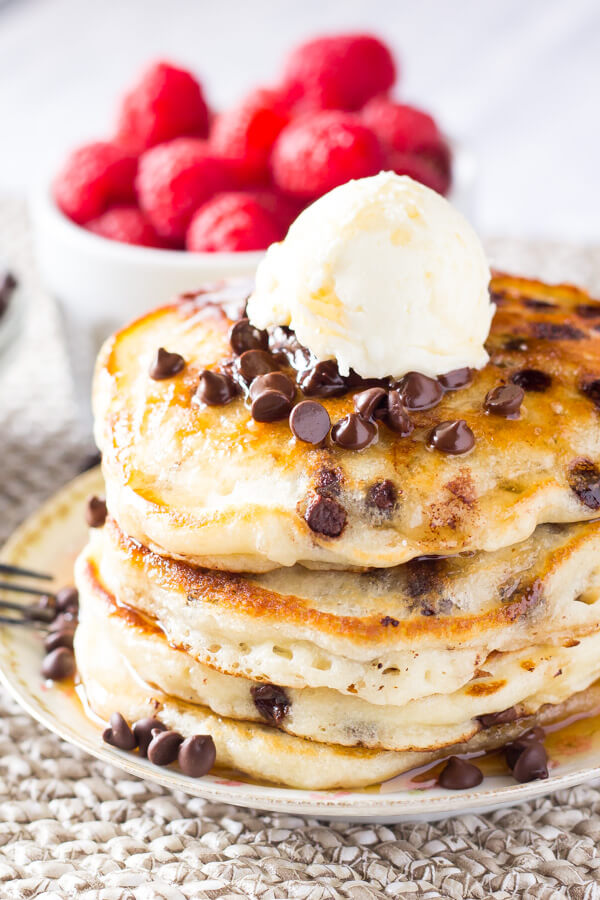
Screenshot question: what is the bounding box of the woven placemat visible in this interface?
[2,195,600,898]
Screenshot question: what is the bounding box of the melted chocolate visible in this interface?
[427,420,475,455]
[331,413,378,451]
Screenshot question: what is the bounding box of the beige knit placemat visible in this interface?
[1,195,600,898]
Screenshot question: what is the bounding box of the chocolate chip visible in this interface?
[149,347,185,380]
[33,594,58,623]
[438,368,473,390]
[532,322,584,341]
[504,728,546,769]
[269,326,312,369]
[42,647,75,680]
[229,318,268,355]
[102,712,137,751]
[380,615,399,627]
[304,496,346,537]
[331,413,377,451]
[504,337,529,352]
[195,370,237,406]
[367,480,397,510]
[568,458,600,509]
[576,303,600,318]
[178,734,217,777]
[298,360,347,398]
[511,741,548,783]
[147,729,183,766]
[438,756,483,790]
[44,628,75,653]
[396,372,444,410]
[55,586,79,614]
[85,495,107,528]
[249,372,295,402]
[510,369,552,392]
[133,718,167,757]
[386,390,413,436]
[238,349,278,382]
[484,384,524,418]
[581,379,600,409]
[289,400,330,444]
[49,611,77,632]
[251,683,290,726]
[427,420,475,455]
[251,390,292,422]
[477,707,518,729]
[316,468,341,497]
[353,387,388,420]
[0,271,16,317]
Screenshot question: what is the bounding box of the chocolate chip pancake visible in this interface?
[73,507,600,760]
[94,276,600,572]
[91,516,600,705]
[75,550,600,788]
[75,541,600,754]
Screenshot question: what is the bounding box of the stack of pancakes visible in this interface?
[75,274,600,789]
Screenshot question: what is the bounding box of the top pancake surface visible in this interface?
[95,275,600,571]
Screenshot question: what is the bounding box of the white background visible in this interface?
[0,0,599,241]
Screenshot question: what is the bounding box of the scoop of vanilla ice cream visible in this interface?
[247,172,494,380]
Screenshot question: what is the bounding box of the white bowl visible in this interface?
[30,189,263,338]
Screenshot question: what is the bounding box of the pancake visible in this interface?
[76,547,600,754]
[86,517,600,709]
[94,275,600,572]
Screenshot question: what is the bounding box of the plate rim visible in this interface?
[2,468,600,820]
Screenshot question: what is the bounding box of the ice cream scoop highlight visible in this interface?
[247,172,494,380]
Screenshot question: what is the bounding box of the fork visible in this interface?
[0,562,56,625]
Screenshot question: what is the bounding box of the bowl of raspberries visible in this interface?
[33,32,471,332]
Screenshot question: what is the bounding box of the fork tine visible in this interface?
[0,598,56,624]
[0,581,55,598]
[0,563,53,580]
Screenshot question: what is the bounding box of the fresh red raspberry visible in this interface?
[362,98,452,194]
[85,205,166,248]
[186,192,283,252]
[386,151,451,196]
[246,188,304,232]
[361,97,441,153]
[281,34,396,112]
[115,61,210,153]
[53,142,137,225]
[271,111,384,201]
[136,138,231,243]
[211,88,290,184]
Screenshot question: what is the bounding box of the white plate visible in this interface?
[1,468,599,823]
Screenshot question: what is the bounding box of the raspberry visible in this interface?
[186,192,283,252]
[53,142,137,225]
[361,98,452,194]
[136,138,231,243]
[386,151,451,196]
[281,34,396,112]
[271,111,383,201]
[211,88,290,184]
[246,188,304,232]
[85,206,165,247]
[361,97,441,153]
[115,61,209,153]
